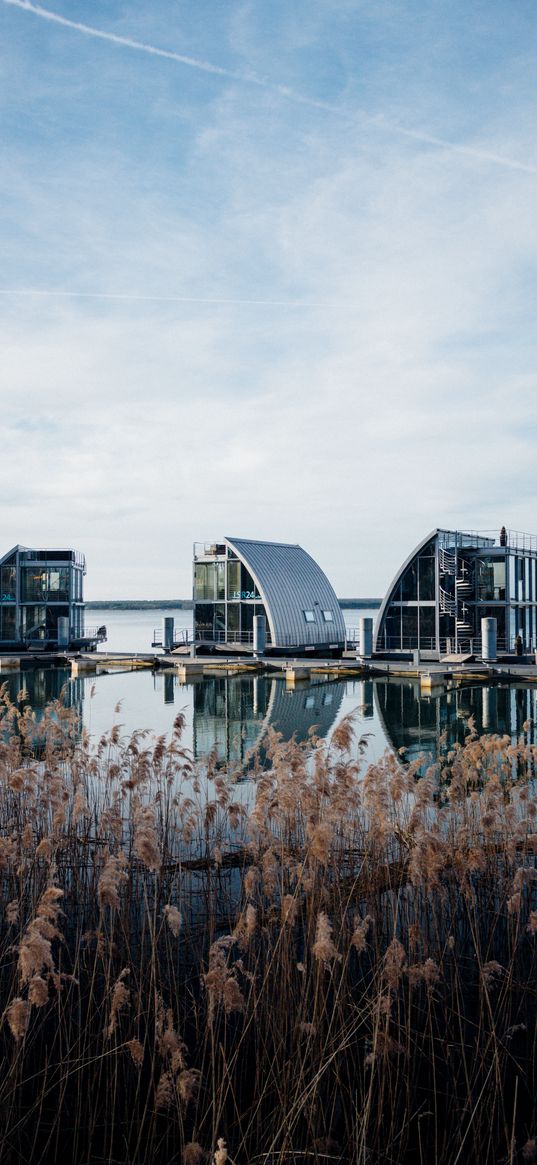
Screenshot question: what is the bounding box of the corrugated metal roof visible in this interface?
[226,536,346,648]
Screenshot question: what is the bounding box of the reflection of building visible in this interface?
[375,528,537,657]
[374,678,537,764]
[193,675,346,770]
[193,537,346,655]
[0,545,104,651]
[0,666,84,737]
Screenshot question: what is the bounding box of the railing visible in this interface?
[21,625,107,646]
[153,628,274,648]
[439,587,457,615]
[152,626,193,648]
[79,626,107,642]
[193,542,227,560]
[439,548,456,575]
[375,635,536,656]
[458,530,537,554]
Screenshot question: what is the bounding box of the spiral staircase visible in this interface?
[439,549,475,642]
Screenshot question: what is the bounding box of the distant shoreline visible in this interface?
[86,598,382,610]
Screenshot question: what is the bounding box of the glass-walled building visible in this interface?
[375,528,537,657]
[193,536,346,655]
[0,545,103,651]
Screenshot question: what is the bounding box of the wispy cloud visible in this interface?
[0,288,354,308]
[2,0,537,596]
[3,0,537,175]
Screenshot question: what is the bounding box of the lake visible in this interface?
[2,606,537,771]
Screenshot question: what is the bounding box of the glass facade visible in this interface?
[0,547,87,648]
[376,529,537,656]
[193,545,269,646]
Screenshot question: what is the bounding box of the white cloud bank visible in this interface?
[1,0,536,597]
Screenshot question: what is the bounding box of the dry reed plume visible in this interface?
[0,684,536,1163]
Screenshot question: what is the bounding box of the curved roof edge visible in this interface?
[374,530,438,651]
[225,537,277,645]
[225,536,346,648]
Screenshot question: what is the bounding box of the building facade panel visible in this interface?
[0,545,102,651]
[375,528,537,657]
[193,536,346,652]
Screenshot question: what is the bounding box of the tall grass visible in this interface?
[0,682,537,1163]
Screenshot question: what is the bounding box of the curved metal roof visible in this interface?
[226,536,346,648]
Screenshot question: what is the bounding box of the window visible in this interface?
[303,610,315,622]
[418,553,435,601]
[0,606,16,639]
[322,610,334,622]
[0,565,16,601]
[400,562,418,601]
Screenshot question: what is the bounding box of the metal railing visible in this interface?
[439,548,456,575]
[79,626,107,642]
[460,530,537,554]
[374,635,536,656]
[193,542,227,561]
[439,587,457,615]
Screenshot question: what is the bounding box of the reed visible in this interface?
[0,683,536,1163]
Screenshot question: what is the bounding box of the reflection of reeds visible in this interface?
[1,684,537,1163]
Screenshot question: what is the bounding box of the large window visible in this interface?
[419,606,435,647]
[21,568,47,602]
[47,568,70,601]
[194,603,214,638]
[400,562,418,601]
[0,606,16,640]
[0,565,16,601]
[21,567,71,602]
[227,560,241,599]
[401,608,418,647]
[227,604,240,636]
[226,561,259,600]
[21,605,47,640]
[418,552,435,601]
[194,562,225,601]
[477,558,506,601]
[383,610,401,649]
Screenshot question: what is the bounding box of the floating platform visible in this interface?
[2,649,537,692]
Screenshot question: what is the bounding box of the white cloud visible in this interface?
[1,0,536,597]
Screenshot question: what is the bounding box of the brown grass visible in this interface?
[0,684,536,1163]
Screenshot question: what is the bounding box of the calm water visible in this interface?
[87,606,376,655]
[2,604,537,774]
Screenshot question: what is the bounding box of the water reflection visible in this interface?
[2,666,537,774]
[0,666,83,721]
[375,678,537,763]
[193,675,346,770]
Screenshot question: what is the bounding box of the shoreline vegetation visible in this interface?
[85,598,382,610]
[1,687,537,1164]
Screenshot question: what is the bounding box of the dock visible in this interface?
[2,649,537,692]
[69,651,537,690]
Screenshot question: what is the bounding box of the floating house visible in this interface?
[0,545,105,652]
[193,537,346,655]
[375,528,537,658]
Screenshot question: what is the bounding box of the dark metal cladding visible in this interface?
[226,536,346,649]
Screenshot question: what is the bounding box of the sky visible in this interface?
[1,0,536,599]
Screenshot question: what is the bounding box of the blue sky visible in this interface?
[1,0,536,597]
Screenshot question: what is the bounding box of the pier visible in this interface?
[52,649,537,690]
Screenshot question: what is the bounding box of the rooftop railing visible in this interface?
[458,530,537,554]
[193,542,227,561]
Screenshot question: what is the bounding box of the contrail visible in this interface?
[0,288,350,308]
[3,0,537,175]
[2,0,265,84]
